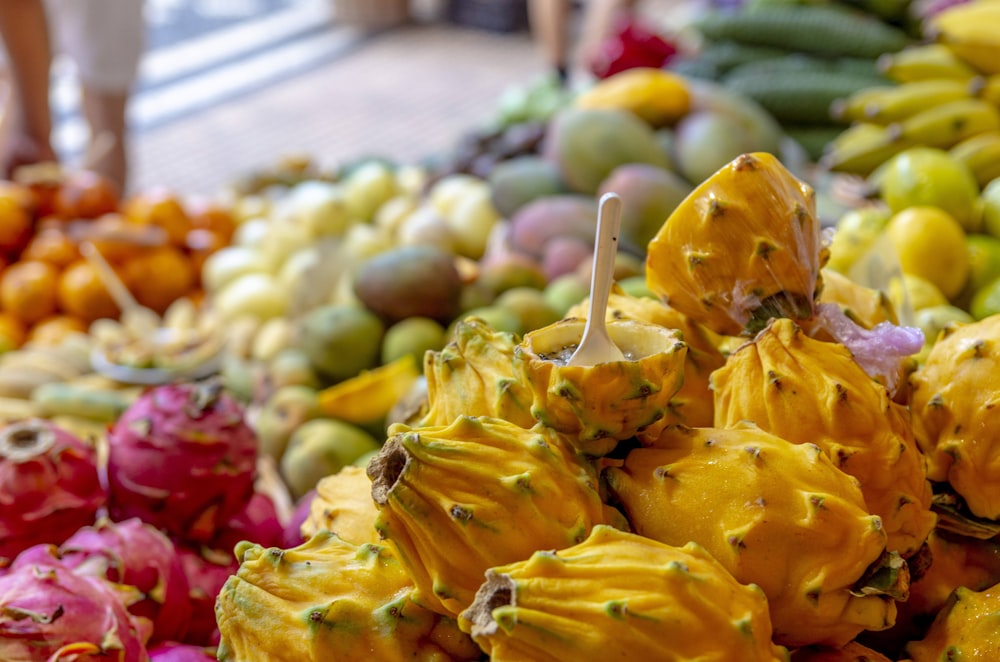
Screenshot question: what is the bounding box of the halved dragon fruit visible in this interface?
[148,641,217,661]
[176,544,239,647]
[106,381,258,544]
[0,419,106,562]
[59,517,191,645]
[0,557,149,661]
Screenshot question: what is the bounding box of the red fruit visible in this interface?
[282,489,315,548]
[148,641,217,661]
[0,419,106,562]
[60,517,191,644]
[177,545,238,647]
[0,559,149,660]
[107,381,258,544]
[213,492,284,552]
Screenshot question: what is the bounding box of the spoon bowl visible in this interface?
[566,192,626,366]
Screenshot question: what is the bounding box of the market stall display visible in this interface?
[3,0,1000,658]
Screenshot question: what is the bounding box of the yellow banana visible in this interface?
[949,130,1000,186]
[976,73,1000,107]
[0,396,44,422]
[843,79,974,125]
[877,43,980,83]
[821,123,914,176]
[890,97,1000,148]
[0,367,64,400]
[930,2,1000,75]
[0,349,85,382]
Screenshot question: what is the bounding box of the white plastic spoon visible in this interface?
[566,192,627,366]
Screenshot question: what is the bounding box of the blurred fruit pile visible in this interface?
[212,153,1000,661]
[6,0,1000,657]
[0,168,232,352]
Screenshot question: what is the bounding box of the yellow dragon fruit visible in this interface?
[459,525,789,662]
[216,531,481,662]
[903,581,1000,661]
[909,314,1000,522]
[418,317,536,428]
[300,466,380,545]
[367,415,611,618]
[565,288,726,428]
[907,530,1000,618]
[712,318,935,558]
[817,268,898,331]
[791,641,891,661]
[513,317,687,454]
[646,152,825,337]
[604,422,905,648]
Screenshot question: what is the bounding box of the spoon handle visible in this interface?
[584,192,623,335]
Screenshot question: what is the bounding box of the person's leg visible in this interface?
[48,0,143,192]
[528,0,572,83]
[576,0,638,66]
[79,87,127,190]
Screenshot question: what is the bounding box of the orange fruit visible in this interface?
[121,245,195,314]
[123,188,192,246]
[27,314,88,346]
[22,228,81,269]
[53,170,120,220]
[0,312,28,352]
[190,200,237,242]
[87,213,145,264]
[57,259,121,323]
[0,187,35,256]
[0,261,59,325]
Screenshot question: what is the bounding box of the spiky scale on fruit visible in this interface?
[459,525,788,661]
[713,318,934,558]
[217,531,480,662]
[910,315,1000,520]
[367,416,610,618]
[607,422,900,648]
[647,152,824,337]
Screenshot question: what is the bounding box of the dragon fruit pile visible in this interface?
[0,381,283,659]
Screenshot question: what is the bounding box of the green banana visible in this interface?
[877,43,980,83]
[890,97,1000,148]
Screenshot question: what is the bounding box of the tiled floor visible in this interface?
[129,0,692,197]
[130,20,543,195]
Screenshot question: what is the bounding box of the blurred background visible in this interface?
[38,0,686,195]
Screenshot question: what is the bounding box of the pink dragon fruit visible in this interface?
[213,492,284,553]
[57,517,191,645]
[0,419,106,562]
[0,557,150,661]
[106,381,258,544]
[148,641,217,661]
[176,544,238,647]
[281,489,315,548]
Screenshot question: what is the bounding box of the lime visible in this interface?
[965,234,1000,294]
[884,206,970,300]
[877,147,982,232]
[825,206,892,274]
[982,177,1000,239]
[888,273,949,314]
[381,316,447,367]
[970,276,1000,320]
[914,305,974,345]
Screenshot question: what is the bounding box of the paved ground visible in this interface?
[50,0,691,196]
